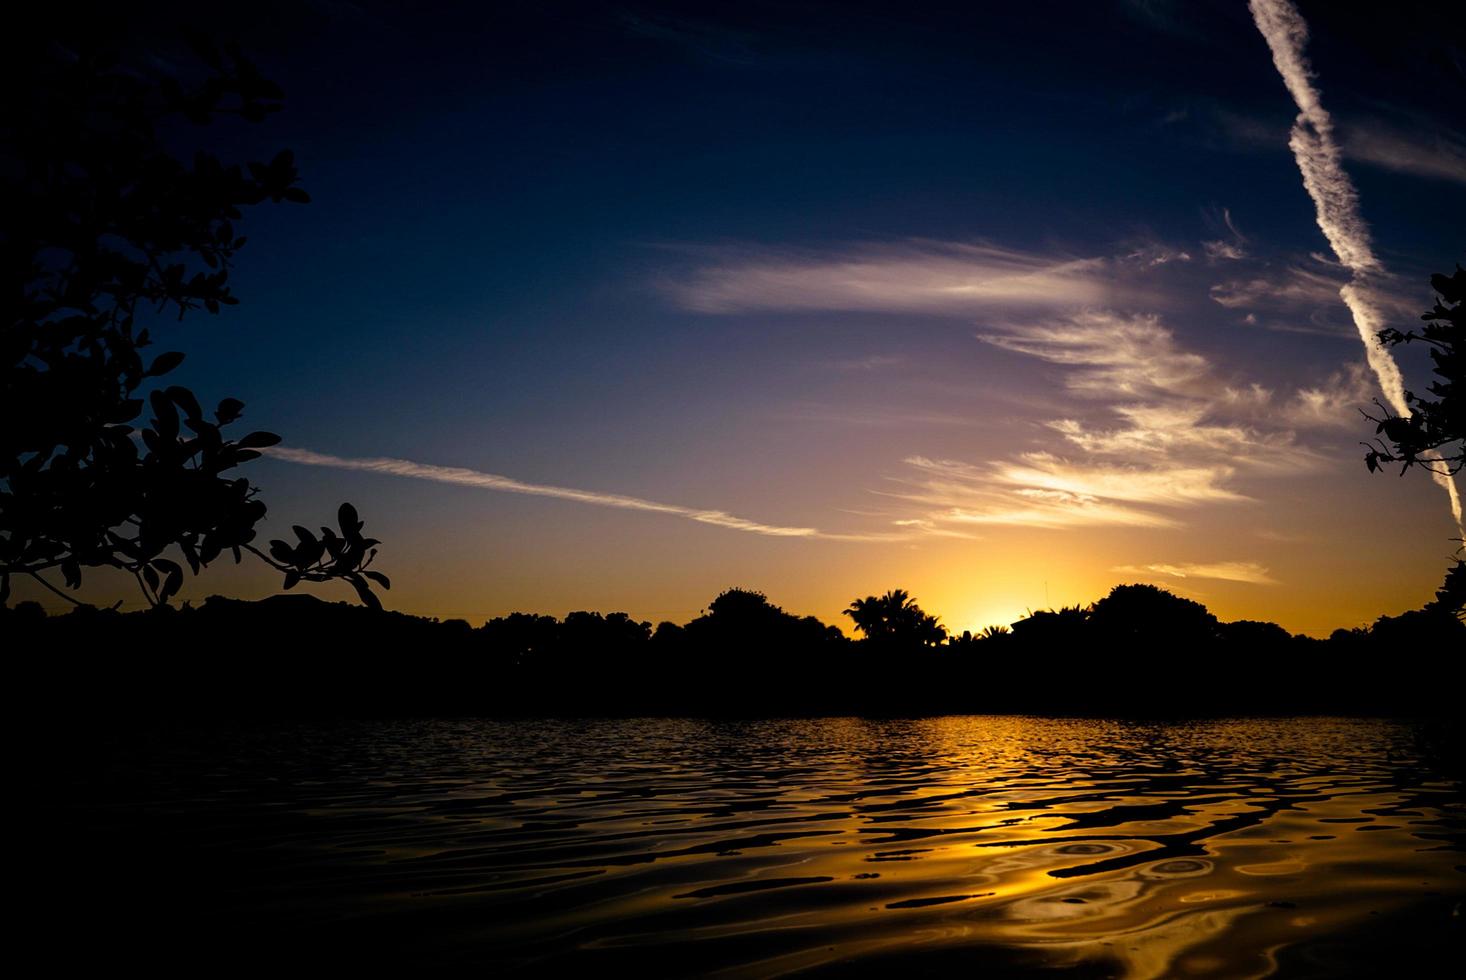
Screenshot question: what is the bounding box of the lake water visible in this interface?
[58,717,1463,975]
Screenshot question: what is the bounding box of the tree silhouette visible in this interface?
[1360,266,1465,621]
[1363,267,1464,478]
[844,589,946,646]
[1088,584,1217,646]
[1,37,387,610]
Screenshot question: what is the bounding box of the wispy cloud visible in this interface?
[980,311,1208,398]
[1276,363,1374,428]
[1213,108,1466,188]
[874,308,1361,533]
[882,453,1244,531]
[1201,207,1249,261]
[783,403,985,428]
[995,453,1246,506]
[1048,404,1300,460]
[1203,239,1247,261]
[824,353,907,372]
[1342,116,1466,187]
[268,446,907,542]
[1112,561,1278,585]
[1209,262,1347,310]
[661,241,1127,314]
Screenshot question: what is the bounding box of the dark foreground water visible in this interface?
[54,718,1464,976]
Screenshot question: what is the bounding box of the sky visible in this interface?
[28,0,1466,634]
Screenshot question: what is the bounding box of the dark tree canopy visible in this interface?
[1360,266,1465,622]
[844,589,947,647]
[1364,266,1464,478]
[1088,584,1219,645]
[1,37,387,609]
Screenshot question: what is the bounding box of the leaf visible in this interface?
[181,541,201,575]
[236,431,281,449]
[146,351,186,376]
[283,571,300,590]
[338,502,360,534]
[167,386,203,420]
[62,558,81,589]
[268,540,295,564]
[153,559,184,601]
[349,575,382,611]
[143,564,160,593]
[216,398,245,424]
[149,390,179,440]
[110,399,145,423]
[362,570,391,590]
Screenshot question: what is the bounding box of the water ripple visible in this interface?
[58,717,1465,977]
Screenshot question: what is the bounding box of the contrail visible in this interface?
[268,446,905,542]
[1248,0,1463,535]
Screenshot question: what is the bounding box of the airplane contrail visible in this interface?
[267,446,907,542]
[1248,0,1463,536]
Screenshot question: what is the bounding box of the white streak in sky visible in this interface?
[1248,0,1462,534]
[267,446,907,542]
[664,241,1120,314]
[1112,561,1279,585]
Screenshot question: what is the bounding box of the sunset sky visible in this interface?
[33,0,1466,635]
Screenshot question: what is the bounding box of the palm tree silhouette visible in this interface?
[845,589,946,646]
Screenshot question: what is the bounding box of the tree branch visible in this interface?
[27,571,83,606]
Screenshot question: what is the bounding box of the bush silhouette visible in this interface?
[1,35,387,610]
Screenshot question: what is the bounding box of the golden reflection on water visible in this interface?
[83,717,1464,975]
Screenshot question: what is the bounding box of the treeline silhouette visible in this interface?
[5,583,1461,717]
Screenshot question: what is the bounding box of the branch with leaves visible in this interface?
[253,504,391,611]
[2,36,387,611]
[1362,267,1465,478]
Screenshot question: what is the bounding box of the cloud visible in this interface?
[993,452,1247,507]
[871,307,1368,534]
[661,241,1127,314]
[1247,0,1379,274]
[1123,244,1192,267]
[1203,240,1247,261]
[1201,207,1248,261]
[979,311,1208,399]
[1048,404,1300,460]
[267,446,907,542]
[1112,561,1278,585]
[783,403,985,428]
[1213,108,1466,187]
[1341,117,1466,186]
[1247,1,1396,384]
[1208,263,1348,311]
[1277,363,1374,427]
[824,353,907,372]
[881,453,1246,531]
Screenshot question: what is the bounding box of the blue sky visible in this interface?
[39,0,1466,632]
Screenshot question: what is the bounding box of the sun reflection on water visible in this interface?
[69,716,1464,976]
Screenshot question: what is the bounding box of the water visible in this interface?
[58,717,1463,975]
